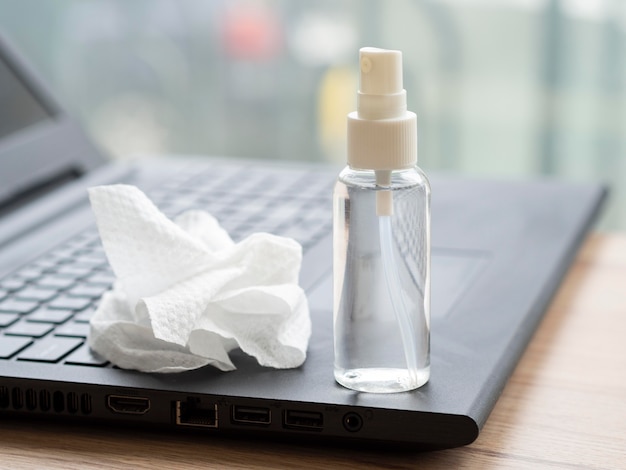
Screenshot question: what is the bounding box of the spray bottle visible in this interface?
[333,47,431,393]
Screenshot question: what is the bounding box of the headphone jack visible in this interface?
[342,412,363,432]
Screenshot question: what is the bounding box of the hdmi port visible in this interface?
[106,395,151,415]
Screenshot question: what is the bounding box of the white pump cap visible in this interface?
[347,47,417,172]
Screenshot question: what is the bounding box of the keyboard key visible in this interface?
[15,287,58,302]
[73,249,107,265]
[0,336,33,359]
[27,307,74,324]
[4,321,54,338]
[17,337,83,363]
[0,298,39,314]
[73,307,96,323]
[64,344,108,367]
[14,267,44,281]
[46,247,77,262]
[86,272,116,286]
[75,259,107,271]
[35,275,77,290]
[39,255,69,268]
[0,312,19,327]
[0,289,7,301]
[48,295,92,311]
[51,264,93,278]
[54,321,90,338]
[34,258,61,270]
[72,260,104,270]
[0,278,26,291]
[66,284,107,299]
[64,236,94,251]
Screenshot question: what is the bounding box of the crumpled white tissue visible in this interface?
[87,184,311,373]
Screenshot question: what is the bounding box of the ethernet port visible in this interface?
[174,397,218,428]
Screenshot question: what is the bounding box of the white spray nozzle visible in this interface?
[347,47,418,216]
[360,48,402,94]
[358,48,407,120]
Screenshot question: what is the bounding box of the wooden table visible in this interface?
[1,234,625,469]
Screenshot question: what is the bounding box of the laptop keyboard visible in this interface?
[0,162,334,367]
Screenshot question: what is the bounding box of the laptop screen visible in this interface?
[0,33,105,211]
[0,55,53,140]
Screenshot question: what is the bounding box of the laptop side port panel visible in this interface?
[174,397,218,428]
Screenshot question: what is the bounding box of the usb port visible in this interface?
[231,405,271,425]
[283,410,324,431]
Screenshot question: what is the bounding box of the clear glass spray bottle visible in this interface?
[333,47,431,393]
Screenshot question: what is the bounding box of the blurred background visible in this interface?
[0,0,624,229]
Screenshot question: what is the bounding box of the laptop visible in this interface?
[0,31,606,450]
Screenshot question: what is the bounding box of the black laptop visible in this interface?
[0,32,606,449]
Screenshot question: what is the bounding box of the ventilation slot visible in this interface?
[80,393,92,415]
[25,388,37,411]
[67,392,79,414]
[53,391,65,413]
[11,388,24,410]
[39,390,51,412]
[0,386,8,408]
[0,387,92,415]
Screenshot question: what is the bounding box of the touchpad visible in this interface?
[431,248,488,318]
[307,248,488,319]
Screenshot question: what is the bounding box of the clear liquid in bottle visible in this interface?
[333,166,430,393]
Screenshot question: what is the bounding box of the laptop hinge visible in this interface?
[0,167,82,218]
[0,162,134,250]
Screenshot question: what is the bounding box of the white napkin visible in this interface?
[87,184,311,373]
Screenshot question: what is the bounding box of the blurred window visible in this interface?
[0,0,624,229]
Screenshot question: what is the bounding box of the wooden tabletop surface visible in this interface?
[1,233,625,469]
